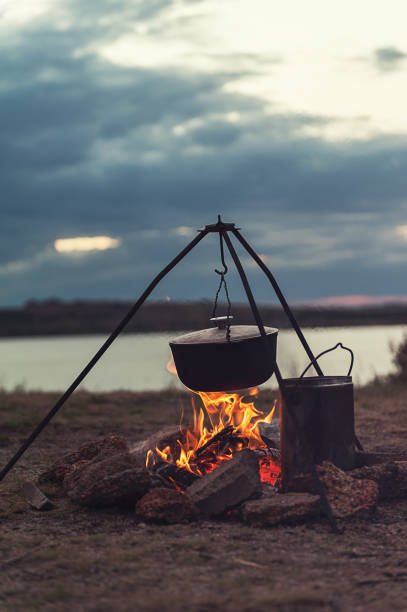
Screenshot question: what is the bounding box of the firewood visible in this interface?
[130,426,186,465]
[195,426,234,456]
[152,461,199,488]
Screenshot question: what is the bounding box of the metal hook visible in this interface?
[215,232,228,275]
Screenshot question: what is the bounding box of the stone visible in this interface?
[241,492,321,527]
[355,450,407,466]
[289,461,379,519]
[38,434,129,484]
[63,450,151,508]
[186,449,261,518]
[136,487,197,524]
[18,482,53,510]
[350,461,407,500]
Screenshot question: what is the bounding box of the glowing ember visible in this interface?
[259,456,281,486]
[147,388,281,487]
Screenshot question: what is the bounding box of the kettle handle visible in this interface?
[299,342,354,378]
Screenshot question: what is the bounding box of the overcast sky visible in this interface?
[1,0,407,308]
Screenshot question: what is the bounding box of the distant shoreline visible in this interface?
[0,299,406,338]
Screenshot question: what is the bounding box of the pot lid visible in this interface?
[170,325,278,345]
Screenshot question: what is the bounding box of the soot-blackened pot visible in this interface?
[169,320,278,392]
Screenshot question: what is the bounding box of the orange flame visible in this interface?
[147,390,280,486]
[166,355,178,376]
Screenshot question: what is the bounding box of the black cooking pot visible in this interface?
[169,316,278,391]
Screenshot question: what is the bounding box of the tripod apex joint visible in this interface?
[201,217,239,233]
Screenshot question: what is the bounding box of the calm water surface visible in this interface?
[0,325,406,392]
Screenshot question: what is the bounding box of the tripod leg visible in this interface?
[0,229,208,482]
[232,228,324,376]
[223,231,340,533]
[232,229,364,453]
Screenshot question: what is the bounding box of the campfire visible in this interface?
[31,354,407,528]
[145,374,281,489]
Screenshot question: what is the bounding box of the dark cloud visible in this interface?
[373,46,407,72]
[1,2,407,306]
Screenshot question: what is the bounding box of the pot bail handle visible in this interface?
[299,342,354,378]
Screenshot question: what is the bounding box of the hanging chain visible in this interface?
[212,232,232,342]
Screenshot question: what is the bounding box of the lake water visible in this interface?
[0,325,406,392]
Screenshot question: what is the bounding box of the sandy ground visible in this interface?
[0,383,406,612]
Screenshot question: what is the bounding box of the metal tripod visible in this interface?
[1,216,347,532]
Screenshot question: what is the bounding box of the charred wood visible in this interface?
[151,461,199,488]
[130,426,186,465]
[195,426,234,456]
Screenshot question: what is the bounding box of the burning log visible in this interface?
[186,449,261,518]
[130,426,186,465]
[151,461,199,489]
[195,425,234,456]
[144,390,280,490]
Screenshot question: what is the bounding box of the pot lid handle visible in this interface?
[210,315,234,330]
